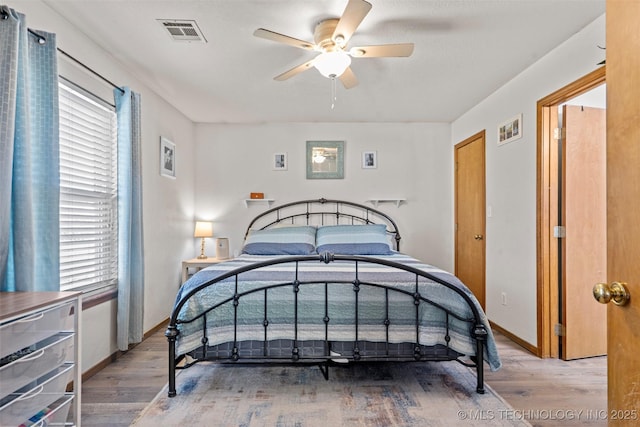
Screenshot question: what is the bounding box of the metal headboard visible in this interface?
[243,198,401,251]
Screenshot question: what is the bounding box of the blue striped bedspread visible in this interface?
[173,253,501,371]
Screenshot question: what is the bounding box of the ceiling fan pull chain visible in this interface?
[331,76,337,109]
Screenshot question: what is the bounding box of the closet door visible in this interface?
[454,131,486,309]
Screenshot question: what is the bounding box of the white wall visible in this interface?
[11,1,197,373]
[193,122,454,271]
[451,15,606,346]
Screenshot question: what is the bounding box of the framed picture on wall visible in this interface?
[498,114,523,146]
[160,136,176,178]
[273,152,287,170]
[306,141,345,179]
[362,151,377,169]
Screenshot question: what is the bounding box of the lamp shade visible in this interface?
[194,221,213,238]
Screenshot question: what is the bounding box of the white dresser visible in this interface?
[0,292,81,426]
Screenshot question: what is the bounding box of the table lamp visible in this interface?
[194,221,213,259]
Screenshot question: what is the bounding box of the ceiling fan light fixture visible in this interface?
[314,50,351,78]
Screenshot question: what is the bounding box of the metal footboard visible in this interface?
[166,253,488,397]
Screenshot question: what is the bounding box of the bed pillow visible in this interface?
[315,224,393,255]
[242,226,317,255]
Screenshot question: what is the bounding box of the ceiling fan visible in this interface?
[253,0,414,89]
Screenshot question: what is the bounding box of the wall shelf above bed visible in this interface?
[243,199,275,208]
[365,199,406,208]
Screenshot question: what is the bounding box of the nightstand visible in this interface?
[181,257,229,283]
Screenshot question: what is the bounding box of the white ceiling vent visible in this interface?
[157,19,207,43]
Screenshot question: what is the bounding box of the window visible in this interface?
[58,81,118,292]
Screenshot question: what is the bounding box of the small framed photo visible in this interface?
[362,151,377,169]
[160,136,176,178]
[273,152,287,170]
[498,114,523,146]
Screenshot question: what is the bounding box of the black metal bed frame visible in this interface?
[166,199,488,397]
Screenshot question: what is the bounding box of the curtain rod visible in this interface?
[22,25,126,95]
[2,11,126,95]
[57,48,125,94]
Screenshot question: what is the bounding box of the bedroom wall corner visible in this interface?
[139,97,197,334]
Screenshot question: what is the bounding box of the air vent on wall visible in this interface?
[157,19,207,43]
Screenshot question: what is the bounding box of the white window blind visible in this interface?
[59,81,118,291]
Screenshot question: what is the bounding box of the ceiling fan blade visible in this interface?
[253,28,315,50]
[339,67,358,89]
[333,0,372,45]
[349,43,414,58]
[274,59,316,81]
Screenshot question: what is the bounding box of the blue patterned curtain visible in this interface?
[0,6,60,292]
[114,87,145,350]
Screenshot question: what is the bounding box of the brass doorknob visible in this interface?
[593,282,630,306]
[474,234,484,240]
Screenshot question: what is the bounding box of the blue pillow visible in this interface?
[242,226,316,255]
[316,224,393,255]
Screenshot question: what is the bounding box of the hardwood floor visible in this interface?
[486,333,607,427]
[80,329,607,426]
[81,331,168,426]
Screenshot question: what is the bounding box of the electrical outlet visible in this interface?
[501,292,507,306]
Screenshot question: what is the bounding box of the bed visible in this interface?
[166,198,500,398]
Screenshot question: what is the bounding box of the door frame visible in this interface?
[536,66,606,358]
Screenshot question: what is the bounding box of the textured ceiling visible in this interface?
[43,0,605,123]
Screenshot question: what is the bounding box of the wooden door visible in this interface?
[604,0,640,421]
[454,131,486,309]
[561,105,607,360]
